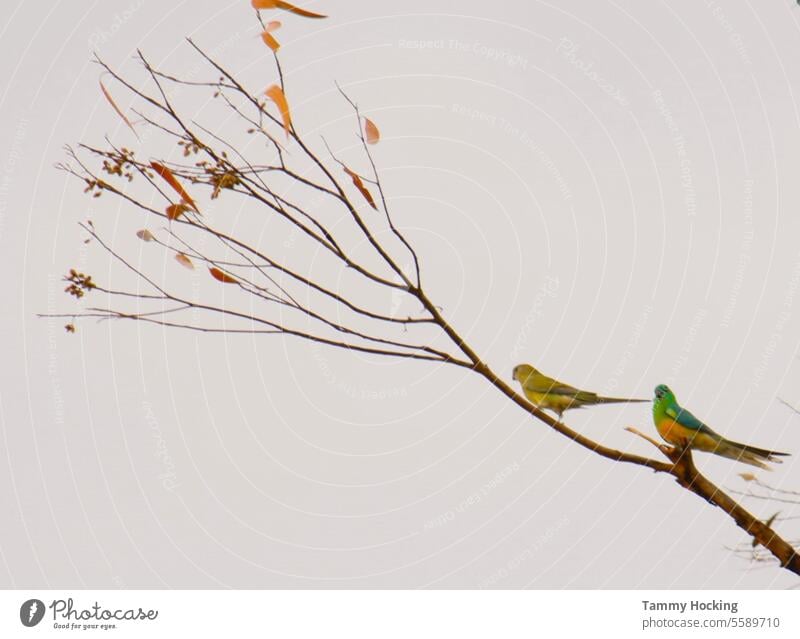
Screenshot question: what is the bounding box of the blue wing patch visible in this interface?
[665,404,717,435]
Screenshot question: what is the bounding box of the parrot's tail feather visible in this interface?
[716,439,789,469]
[726,440,789,460]
[717,449,771,470]
[593,397,650,405]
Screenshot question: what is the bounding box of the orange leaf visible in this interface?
[265,85,293,138]
[175,253,194,270]
[136,229,155,242]
[209,267,238,284]
[265,20,282,32]
[364,117,380,145]
[99,79,140,140]
[344,167,377,210]
[251,0,326,18]
[166,202,191,221]
[150,161,199,212]
[261,31,281,52]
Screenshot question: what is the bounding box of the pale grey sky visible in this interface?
[2,0,800,588]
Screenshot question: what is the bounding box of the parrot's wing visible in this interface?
[666,405,720,437]
[527,374,586,397]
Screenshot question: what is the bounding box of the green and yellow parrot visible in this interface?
[652,384,789,469]
[512,363,648,419]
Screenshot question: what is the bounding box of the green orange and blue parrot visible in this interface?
[651,384,789,469]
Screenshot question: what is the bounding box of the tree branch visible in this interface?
[54,26,799,581]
